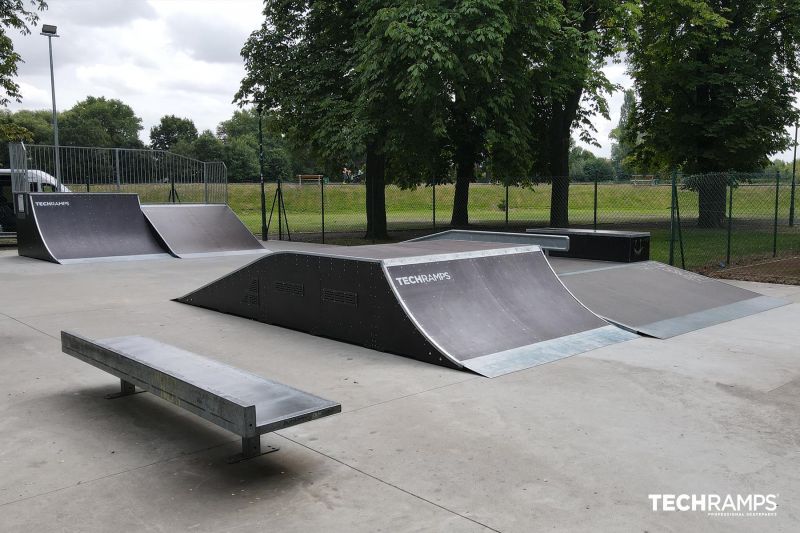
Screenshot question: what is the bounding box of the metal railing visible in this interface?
[8,143,227,204]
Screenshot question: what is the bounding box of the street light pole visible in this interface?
[41,24,60,190]
[790,122,798,227]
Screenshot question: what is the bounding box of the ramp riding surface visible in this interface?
[141,204,267,258]
[550,258,789,338]
[16,193,168,264]
[176,241,635,377]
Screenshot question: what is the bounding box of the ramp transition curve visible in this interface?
[176,241,636,377]
[16,193,168,264]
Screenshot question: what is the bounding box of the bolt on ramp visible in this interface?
[176,240,636,377]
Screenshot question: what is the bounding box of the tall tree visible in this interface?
[628,0,800,227]
[149,115,197,151]
[355,1,560,225]
[59,96,143,148]
[0,0,47,106]
[609,88,637,177]
[237,2,381,235]
[534,0,638,227]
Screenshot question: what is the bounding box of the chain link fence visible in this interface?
[226,172,799,283]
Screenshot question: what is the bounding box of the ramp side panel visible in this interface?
[557,260,789,338]
[141,204,264,257]
[22,193,167,263]
[385,250,610,363]
[16,194,57,262]
[176,252,456,369]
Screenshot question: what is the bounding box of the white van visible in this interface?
[0,169,71,232]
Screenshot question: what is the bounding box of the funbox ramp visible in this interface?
[176,241,637,377]
[551,259,789,338]
[16,193,168,264]
[141,204,267,258]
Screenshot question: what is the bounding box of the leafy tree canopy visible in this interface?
[628,0,800,173]
[0,0,47,106]
[59,96,143,148]
[149,115,197,151]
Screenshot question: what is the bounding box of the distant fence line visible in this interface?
[8,143,228,204]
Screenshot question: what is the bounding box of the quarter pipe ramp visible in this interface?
[16,193,168,264]
[176,241,636,377]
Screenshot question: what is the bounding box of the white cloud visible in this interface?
[6,0,262,143]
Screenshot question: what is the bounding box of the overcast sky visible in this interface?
[5,0,795,161]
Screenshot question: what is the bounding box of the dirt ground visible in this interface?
[709,255,800,285]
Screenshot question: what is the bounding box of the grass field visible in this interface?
[93,181,799,275]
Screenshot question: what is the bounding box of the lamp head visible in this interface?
[40,24,58,37]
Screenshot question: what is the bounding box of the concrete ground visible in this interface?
[1,248,799,532]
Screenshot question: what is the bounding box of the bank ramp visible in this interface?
[141,204,267,258]
[176,240,636,377]
[16,193,168,264]
[551,258,789,338]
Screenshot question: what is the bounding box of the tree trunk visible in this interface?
[365,140,388,240]
[697,176,727,228]
[451,144,475,227]
[548,109,571,227]
[547,87,583,228]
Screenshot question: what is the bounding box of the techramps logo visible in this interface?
[394,272,451,286]
[34,200,70,207]
[648,493,779,518]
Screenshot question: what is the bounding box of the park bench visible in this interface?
[61,331,341,461]
[630,175,659,186]
[297,174,323,185]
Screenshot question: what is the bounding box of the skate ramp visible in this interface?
[141,204,267,258]
[177,241,636,377]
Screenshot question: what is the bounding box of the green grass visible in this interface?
[92,181,800,272]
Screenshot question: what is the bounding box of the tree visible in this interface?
[0,0,47,106]
[609,88,637,177]
[534,0,639,227]
[238,2,388,236]
[59,96,143,148]
[356,2,562,226]
[150,115,197,151]
[628,0,800,227]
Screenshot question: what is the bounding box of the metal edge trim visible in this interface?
[630,295,791,338]
[462,325,638,378]
[381,245,541,266]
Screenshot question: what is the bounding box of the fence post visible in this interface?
[203,163,209,203]
[726,180,733,267]
[593,177,598,230]
[773,170,780,257]
[791,123,797,226]
[321,177,325,244]
[669,172,676,266]
[432,180,436,230]
[505,183,509,228]
[114,148,121,191]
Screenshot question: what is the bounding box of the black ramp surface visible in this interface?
[552,259,789,338]
[17,193,167,264]
[383,249,636,377]
[177,242,637,377]
[141,204,266,258]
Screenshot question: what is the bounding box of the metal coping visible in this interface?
[381,245,541,267]
[406,230,570,252]
[526,227,651,238]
